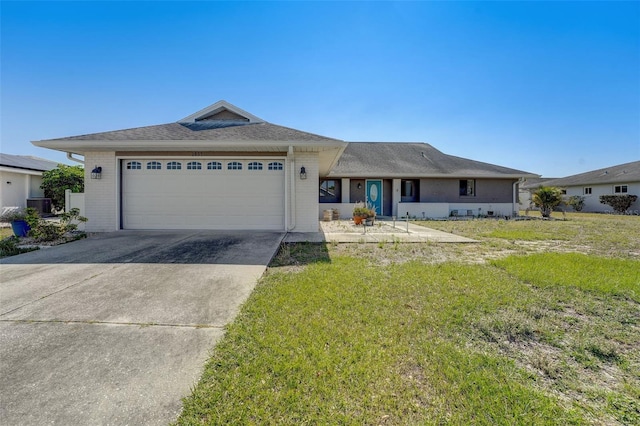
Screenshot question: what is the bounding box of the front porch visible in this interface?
[285,219,477,243]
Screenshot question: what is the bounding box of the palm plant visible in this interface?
[532,186,563,218]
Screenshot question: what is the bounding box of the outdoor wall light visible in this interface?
[91,166,102,179]
[357,183,362,189]
[299,166,307,180]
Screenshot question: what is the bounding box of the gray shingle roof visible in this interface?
[328,142,535,178]
[0,153,59,172]
[542,161,640,187]
[520,177,559,190]
[43,121,343,143]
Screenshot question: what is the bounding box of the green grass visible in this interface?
[0,227,13,239]
[493,253,639,301]
[176,214,640,425]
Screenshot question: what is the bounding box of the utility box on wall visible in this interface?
[27,198,52,216]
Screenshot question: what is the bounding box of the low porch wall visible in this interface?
[400,202,515,218]
[320,202,516,220]
[318,203,356,220]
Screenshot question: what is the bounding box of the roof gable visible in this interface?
[178,100,264,123]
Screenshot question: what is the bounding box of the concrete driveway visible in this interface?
[0,231,284,425]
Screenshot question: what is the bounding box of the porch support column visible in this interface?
[392,179,401,217]
[341,178,350,204]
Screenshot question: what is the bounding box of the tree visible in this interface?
[532,186,563,218]
[41,164,84,211]
[599,195,638,214]
[566,195,585,212]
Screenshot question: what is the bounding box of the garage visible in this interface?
[121,158,286,230]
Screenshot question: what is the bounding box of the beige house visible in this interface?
[33,100,536,232]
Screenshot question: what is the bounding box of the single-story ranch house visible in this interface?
[33,100,537,232]
[1,153,58,213]
[543,161,640,213]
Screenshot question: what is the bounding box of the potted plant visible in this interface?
[365,203,377,226]
[0,208,37,237]
[352,202,370,225]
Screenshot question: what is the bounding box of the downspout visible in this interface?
[513,179,520,217]
[66,152,84,164]
[287,146,296,231]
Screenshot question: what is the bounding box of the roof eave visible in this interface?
[326,172,538,179]
[32,139,347,153]
[0,165,48,175]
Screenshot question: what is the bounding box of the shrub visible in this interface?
[599,195,638,214]
[532,186,564,218]
[40,164,84,211]
[0,236,38,258]
[27,208,88,242]
[566,195,586,212]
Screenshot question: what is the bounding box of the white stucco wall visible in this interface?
[0,171,29,208]
[84,152,118,232]
[0,170,44,209]
[564,182,640,213]
[292,152,319,232]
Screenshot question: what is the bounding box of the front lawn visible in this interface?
[176,214,639,425]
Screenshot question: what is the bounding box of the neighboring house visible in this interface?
[518,177,558,210]
[542,161,640,213]
[32,100,536,232]
[0,153,59,212]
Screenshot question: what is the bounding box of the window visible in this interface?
[319,179,341,203]
[248,161,263,170]
[126,161,141,170]
[268,162,283,171]
[207,161,222,170]
[167,161,182,170]
[227,161,243,170]
[401,179,419,202]
[584,187,592,195]
[614,185,628,194]
[459,179,475,196]
[146,161,162,170]
[187,161,202,170]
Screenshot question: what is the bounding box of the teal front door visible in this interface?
[366,180,383,216]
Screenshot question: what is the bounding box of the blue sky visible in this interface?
[1,1,638,177]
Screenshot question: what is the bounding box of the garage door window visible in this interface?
[167,161,182,170]
[248,162,263,171]
[268,162,283,171]
[126,161,142,170]
[207,161,222,170]
[187,161,202,170]
[147,161,162,170]
[228,161,243,170]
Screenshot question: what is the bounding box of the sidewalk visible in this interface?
[284,220,476,243]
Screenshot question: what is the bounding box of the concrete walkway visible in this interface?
[0,231,284,426]
[284,220,476,243]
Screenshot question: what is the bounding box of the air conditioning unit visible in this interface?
[27,198,52,216]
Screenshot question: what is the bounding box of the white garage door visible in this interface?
[122,159,285,230]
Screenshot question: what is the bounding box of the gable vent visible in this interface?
[197,109,249,122]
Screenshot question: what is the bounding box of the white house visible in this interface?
[543,161,640,213]
[32,100,536,232]
[0,153,59,213]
